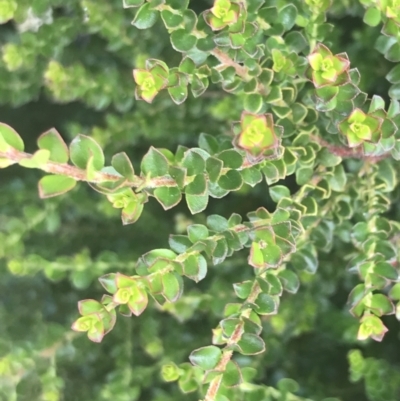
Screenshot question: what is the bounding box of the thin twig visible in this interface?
[310,134,390,161]
[204,282,261,401]
[0,148,178,189]
[211,48,248,79]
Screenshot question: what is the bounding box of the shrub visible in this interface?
[1,0,400,400]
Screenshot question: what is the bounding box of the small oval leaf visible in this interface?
[38,175,77,198]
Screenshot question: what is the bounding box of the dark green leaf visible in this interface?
[189,346,222,370]
[278,269,299,294]
[141,147,169,177]
[254,293,278,315]
[218,170,243,191]
[170,29,197,52]
[182,150,206,175]
[206,214,229,232]
[169,235,192,254]
[236,333,265,355]
[154,186,182,209]
[206,157,223,182]
[217,149,243,169]
[222,361,242,387]
[161,272,183,302]
[270,185,290,202]
[185,174,207,195]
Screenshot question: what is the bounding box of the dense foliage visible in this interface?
[1,0,400,400]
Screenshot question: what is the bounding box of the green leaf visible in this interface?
[236,333,265,355]
[327,165,347,192]
[185,174,207,195]
[123,0,144,7]
[37,128,69,163]
[38,175,77,198]
[217,149,243,169]
[69,135,105,171]
[218,170,243,191]
[278,269,299,294]
[277,378,299,393]
[222,360,242,387]
[168,85,188,105]
[212,238,228,265]
[240,167,262,187]
[262,162,280,185]
[169,166,186,188]
[199,133,219,154]
[221,318,240,338]
[389,84,400,100]
[161,10,183,28]
[317,148,341,167]
[169,235,192,254]
[373,262,397,281]
[207,214,229,232]
[291,248,318,274]
[277,4,297,31]
[357,314,388,341]
[249,242,264,269]
[161,363,181,382]
[386,42,400,63]
[189,346,222,370]
[365,294,394,316]
[121,200,144,225]
[285,31,307,54]
[0,123,24,151]
[154,186,182,209]
[132,3,158,29]
[386,64,400,84]
[19,149,50,168]
[112,152,135,181]
[182,150,206,175]
[99,274,118,294]
[206,157,223,182]
[161,272,183,302]
[188,224,209,243]
[233,281,253,299]
[363,7,381,27]
[141,147,169,177]
[269,185,290,202]
[244,93,263,114]
[183,254,207,282]
[296,166,313,186]
[186,193,208,214]
[170,29,197,52]
[254,293,278,315]
[179,57,196,75]
[78,299,104,315]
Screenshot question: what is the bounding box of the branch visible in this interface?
[211,48,249,79]
[0,148,178,189]
[310,135,391,161]
[0,146,261,192]
[204,281,261,401]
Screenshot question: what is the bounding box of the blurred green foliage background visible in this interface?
[1,1,400,400]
